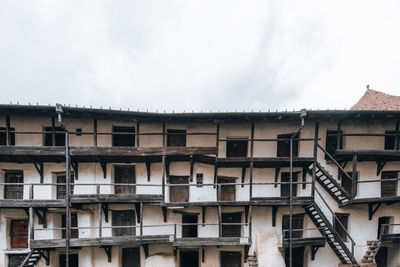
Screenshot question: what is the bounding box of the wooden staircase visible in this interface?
[247,253,258,267]
[361,240,381,264]
[305,203,358,265]
[19,249,42,267]
[308,162,351,205]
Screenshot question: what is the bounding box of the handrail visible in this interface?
[316,143,353,181]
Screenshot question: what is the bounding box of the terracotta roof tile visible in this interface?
[351,89,400,110]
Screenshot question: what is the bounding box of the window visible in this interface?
[0,127,15,145]
[182,214,198,238]
[217,176,236,201]
[57,173,74,200]
[10,220,28,248]
[169,176,189,203]
[75,128,82,136]
[8,254,27,267]
[122,248,140,267]
[222,212,242,237]
[167,129,186,147]
[4,171,23,199]
[341,171,357,196]
[180,250,199,267]
[334,213,349,241]
[325,130,343,157]
[384,131,399,150]
[112,126,135,146]
[282,214,304,239]
[280,172,298,197]
[381,171,398,197]
[44,126,65,146]
[226,138,248,157]
[220,251,241,267]
[112,210,136,237]
[196,173,203,187]
[62,213,78,238]
[377,216,391,239]
[114,166,136,194]
[277,134,298,157]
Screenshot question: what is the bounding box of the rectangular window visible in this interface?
[0,127,15,145]
[282,214,304,239]
[44,126,65,146]
[180,250,199,267]
[10,220,28,248]
[59,254,79,267]
[4,171,23,199]
[122,248,140,267]
[277,134,298,157]
[114,166,136,194]
[57,173,74,200]
[334,213,349,242]
[384,131,399,150]
[226,138,248,158]
[222,212,242,237]
[182,214,198,238]
[217,176,236,201]
[220,251,241,267]
[169,176,189,203]
[280,172,298,197]
[325,130,343,157]
[377,216,391,239]
[112,126,135,146]
[341,171,357,196]
[167,129,186,147]
[8,254,27,267]
[196,173,203,187]
[112,210,136,237]
[381,171,398,197]
[62,213,78,238]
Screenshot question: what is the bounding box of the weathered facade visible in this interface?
[0,104,399,267]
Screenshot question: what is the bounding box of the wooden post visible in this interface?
[218,205,222,237]
[336,120,342,151]
[140,202,143,236]
[29,207,34,248]
[136,121,140,147]
[5,115,11,146]
[93,119,97,147]
[51,117,56,146]
[98,203,102,238]
[214,122,220,188]
[351,154,357,198]
[162,155,166,201]
[312,121,319,197]
[250,122,254,198]
[162,122,166,147]
[395,120,399,150]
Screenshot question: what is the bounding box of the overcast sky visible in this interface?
[0,1,399,112]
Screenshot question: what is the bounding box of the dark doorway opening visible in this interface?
[281,172,298,197]
[220,251,241,267]
[334,213,349,242]
[325,130,343,158]
[381,171,398,197]
[57,173,74,200]
[122,247,140,267]
[277,134,298,157]
[169,176,189,203]
[384,130,399,150]
[222,212,242,237]
[167,129,186,147]
[114,166,136,195]
[377,217,391,239]
[180,250,199,267]
[282,214,304,239]
[217,176,236,201]
[285,247,304,267]
[44,126,65,146]
[226,139,248,158]
[112,210,136,237]
[0,127,15,145]
[59,254,79,267]
[341,171,357,196]
[112,126,135,147]
[182,214,198,238]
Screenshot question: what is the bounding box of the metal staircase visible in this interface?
[307,162,351,205]
[361,240,381,264]
[305,202,358,265]
[19,249,42,267]
[247,253,258,267]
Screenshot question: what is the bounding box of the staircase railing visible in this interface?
[316,143,353,182]
[315,188,356,259]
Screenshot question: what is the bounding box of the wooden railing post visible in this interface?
[5,115,11,146]
[93,119,97,147]
[336,120,342,151]
[250,122,254,198]
[312,121,319,198]
[351,154,357,198]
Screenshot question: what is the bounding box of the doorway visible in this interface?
[122,247,140,267]
[220,251,241,267]
[169,176,189,203]
[180,250,199,267]
[217,176,236,201]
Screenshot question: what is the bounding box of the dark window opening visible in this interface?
[377,216,391,239]
[169,176,189,203]
[384,131,399,150]
[182,214,198,238]
[112,126,135,147]
[334,213,349,242]
[284,247,304,267]
[180,250,199,267]
[112,210,136,237]
[196,173,203,187]
[122,247,140,267]
[277,134,298,157]
[0,127,15,145]
[325,130,343,158]
[282,214,304,239]
[75,128,82,136]
[226,139,248,158]
[10,220,28,248]
[167,129,186,147]
[44,126,65,146]
[381,171,398,197]
[62,213,78,238]
[341,171,357,196]
[220,251,241,267]
[217,176,236,201]
[280,172,298,197]
[59,254,79,267]
[114,166,136,194]
[222,212,242,237]
[8,254,27,267]
[57,173,74,200]
[4,171,23,199]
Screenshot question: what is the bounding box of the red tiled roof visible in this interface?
[351,89,400,110]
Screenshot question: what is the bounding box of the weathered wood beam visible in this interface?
[136,121,140,147]
[190,155,194,182]
[6,114,11,146]
[38,249,50,265]
[395,120,399,151]
[51,117,56,146]
[33,208,48,228]
[201,246,205,263]
[162,206,167,223]
[71,161,79,180]
[140,202,143,236]
[368,203,382,221]
[272,206,278,227]
[202,207,206,227]
[244,245,250,263]
[102,246,112,262]
[93,119,97,147]
[143,244,149,258]
[241,167,246,187]
[376,161,387,176]
[135,203,141,224]
[102,204,109,223]
[351,154,357,198]
[165,157,170,183]
[144,160,150,182]
[218,205,222,237]
[33,162,44,183]
[274,167,280,188]
[249,122,254,197]
[336,120,342,151]
[302,166,307,190]
[100,161,107,179]
[311,245,320,261]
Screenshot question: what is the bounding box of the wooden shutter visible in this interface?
[280,172,298,197]
[167,129,186,147]
[169,176,189,203]
[114,166,136,194]
[122,247,140,267]
[182,214,198,238]
[381,171,398,197]
[10,220,28,248]
[112,210,136,237]
[217,176,236,201]
[282,214,304,239]
[112,126,135,147]
[5,171,23,199]
[277,134,298,158]
[222,212,242,237]
[62,213,78,238]
[226,139,248,158]
[57,174,74,200]
[220,251,241,267]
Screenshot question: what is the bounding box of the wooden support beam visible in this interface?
[351,154,357,198]
[241,167,246,188]
[102,246,112,262]
[6,114,11,146]
[302,166,307,190]
[71,161,79,180]
[214,122,220,189]
[162,155,166,201]
[202,207,206,226]
[174,247,177,257]
[165,157,170,183]
[337,161,348,180]
[136,121,140,147]
[140,202,143,236]
[244,245,250,263]
[38,249,50,265]
[33,162,44,183]
[190,155,194,182]
[143,244,149,258]
[33,208,47,228]
[102,204,109,223]
[272,206,278,227]
[395,120,399,151]
[250,122,254,198]
[213,165,218,189]
[377,161,387,176]
[93,119,97,147]
[274,167,280,188]
[100,161,107,179]
[245,206,249,224]
[146,160,151,182]
[23,208,29,217]
[336,120,342,151]
[162,122,166,147]
[51,117,56,146]
[311,245,320,261]
[98,203,102,239]
[135,203,141,224]
[368,203,382,221]
[218,205,222,237]
[201,246,205,263]
[29,207,33,243]
[162,207,167,223]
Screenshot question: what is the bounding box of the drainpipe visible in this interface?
[289,109,307,267]
[56,104,70,267]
